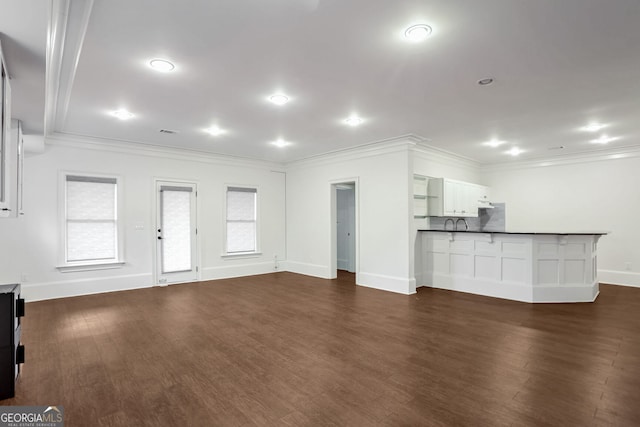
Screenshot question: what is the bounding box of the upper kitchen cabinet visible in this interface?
[428,178,491,217]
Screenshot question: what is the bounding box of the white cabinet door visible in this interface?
[464,183,481,217]
[443,180,457,216]
[445,180,478,217]
[461,183,474,217]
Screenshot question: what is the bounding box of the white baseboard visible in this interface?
[415,272,425,288]
[357,272,416,295]
[532,282,599,303]
[423,272,599,303]
[285,261,332,279]
[202,262,277,280]
[23,261,280,302]
[424,273,533,302]
[22,273,153,302]
[598,270,640,288]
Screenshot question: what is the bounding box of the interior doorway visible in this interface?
[331,179,358,281]
[336,185,355,273]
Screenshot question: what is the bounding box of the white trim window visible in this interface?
[62,174,121,266]
[225,186,258,255]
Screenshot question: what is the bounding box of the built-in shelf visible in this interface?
[413,174,431,217]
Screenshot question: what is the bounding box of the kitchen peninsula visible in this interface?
[417,230,607,303]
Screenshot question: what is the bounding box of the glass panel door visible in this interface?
[156,181,198,284]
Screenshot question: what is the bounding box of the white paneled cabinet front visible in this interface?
[420,231,602,303]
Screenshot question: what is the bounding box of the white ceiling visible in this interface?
[3,0,640,164]
[0,0,47,135]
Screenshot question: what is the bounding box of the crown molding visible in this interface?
[480,144,640,172]
[46,132,286,171]
[45,0,94,136]
[286,134,424,170]
[411,142,481,170]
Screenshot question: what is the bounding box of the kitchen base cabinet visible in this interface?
[419,231,606,303]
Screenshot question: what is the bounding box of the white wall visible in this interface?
[481,152,640,288]
[1,138,286,301]
[286,141,414,294]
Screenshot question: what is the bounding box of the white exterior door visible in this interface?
[156,181,198,284]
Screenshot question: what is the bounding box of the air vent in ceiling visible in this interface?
[159,129,179,134]
[548,145,565,150]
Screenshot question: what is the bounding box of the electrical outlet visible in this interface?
[20,274,28,282]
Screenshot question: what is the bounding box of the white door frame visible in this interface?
[154,179,199,285]
[330,177,359,280]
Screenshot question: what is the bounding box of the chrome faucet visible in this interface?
[444,218,455,231]
[455,218,469,231]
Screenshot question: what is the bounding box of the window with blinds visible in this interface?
[226,187,257,254]
[65,175,118,263]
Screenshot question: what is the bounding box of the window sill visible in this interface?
[221,252,262,260]
[56,261,126,273]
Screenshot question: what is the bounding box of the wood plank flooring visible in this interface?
[2,272,640,426]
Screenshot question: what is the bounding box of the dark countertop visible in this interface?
[418,229,608,235]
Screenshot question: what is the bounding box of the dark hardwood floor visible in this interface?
[3,272,640,426]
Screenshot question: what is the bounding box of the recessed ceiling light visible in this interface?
[268,93,290,106]
[204,125,226,136]
[271,138,292,148]
[478,78,494,86]
[506,147,524,156]
[483,139,506,147]
[111,109,134,120]
[404,24,433,42]
[581,122,606,132]
[590,135,618,144]
[149,59,175,72]
[344,116,364,127]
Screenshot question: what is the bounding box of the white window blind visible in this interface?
[226,187,257,253]
[65,175,117,263]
